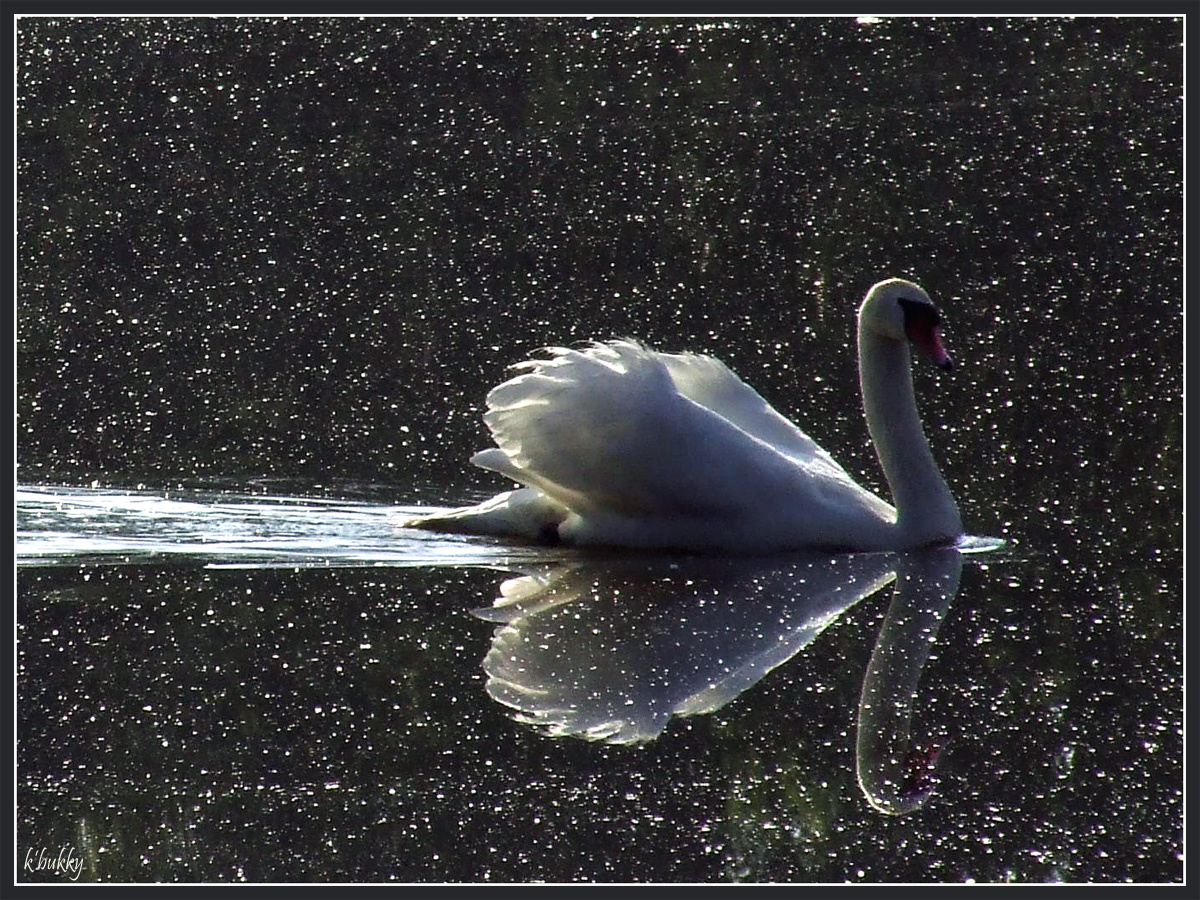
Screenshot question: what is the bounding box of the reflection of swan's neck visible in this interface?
[858,327,961,547]
[856,549,962,815]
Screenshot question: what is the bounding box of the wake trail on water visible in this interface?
[16,485,561,569]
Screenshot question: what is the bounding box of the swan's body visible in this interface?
[405,278,962,553]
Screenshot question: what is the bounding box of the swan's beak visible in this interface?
[909,323,954,371]
[933,337,954,371]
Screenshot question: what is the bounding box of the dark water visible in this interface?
[16,16,1182,885]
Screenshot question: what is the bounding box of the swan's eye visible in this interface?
[897,296,941,328]
[897,297,952,369]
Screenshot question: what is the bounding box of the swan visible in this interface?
[403,278,963,553]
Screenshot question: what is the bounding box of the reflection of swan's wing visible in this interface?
[674,570,895,717]
[474,342,889,527]
[478,554,898,744]
[484,616,669,744]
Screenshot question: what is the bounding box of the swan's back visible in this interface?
[655,347,843,471]
[467,341,895,551]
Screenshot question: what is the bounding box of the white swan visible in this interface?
[404,278,963,553]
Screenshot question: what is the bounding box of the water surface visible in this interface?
[16,15,1182,885]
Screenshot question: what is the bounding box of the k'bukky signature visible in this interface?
[23,845,83,881]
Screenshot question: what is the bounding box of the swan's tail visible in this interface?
[399,488,569,544]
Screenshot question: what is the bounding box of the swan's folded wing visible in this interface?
[476,341,876,520]
[657,347,851,477]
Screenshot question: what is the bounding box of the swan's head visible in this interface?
[859,278,953,370]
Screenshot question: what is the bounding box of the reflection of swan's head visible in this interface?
[860,278,952,370]
[865,741,947,816]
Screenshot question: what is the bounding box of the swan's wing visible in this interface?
[657,347,852,478]
[474,341,872,519]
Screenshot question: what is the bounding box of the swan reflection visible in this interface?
[855,548,961,815]
[472,548,963,814]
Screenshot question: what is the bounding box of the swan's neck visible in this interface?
[858,329,962,547]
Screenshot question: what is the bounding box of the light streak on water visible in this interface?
[16,485,558,570]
